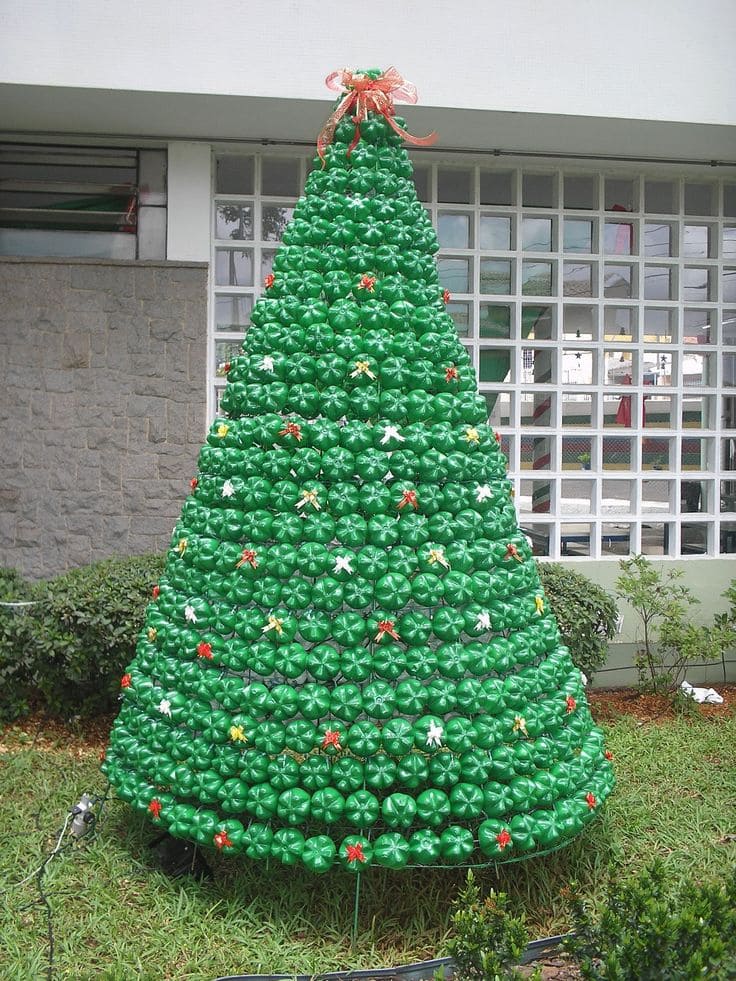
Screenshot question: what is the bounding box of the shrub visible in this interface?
[566,860,736,980]
[615,555,727,694]
[25,554,165,718]
[536,562,619,680]
[0,568,38,723]
[445,871,537,981]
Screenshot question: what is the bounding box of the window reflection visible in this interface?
[261,158,299,196]
[438,213,472,249]
[644,265,673,300]
[644,222,673,257]
[604,264,633,298]
[447,302,471,337]
[563,219,594,253]
[480,170,513,205]
[479,304,511,338]
[604,221,634,255]
[480,259,512,294]
[216,203,253,240]
[563,262,593,297]
[563,305,597,340]
[262,205,293,242]
[438,257,471,293]
[683,224,711,257]
[215,249,253,286]
[480,215,512,250]
[438,168,472,203]
[521,261,553,295]
[522,217,553,251]
[215,295,252,331]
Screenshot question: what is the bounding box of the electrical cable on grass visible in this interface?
[2,783,114,981]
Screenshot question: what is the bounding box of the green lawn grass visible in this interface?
[1,715,735,981]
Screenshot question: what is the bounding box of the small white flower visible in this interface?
[184,605,197,623]
[158,699,172,718]
[475,484,492,503]
[475,611,491,631]
[260,355,275,372]
[426,720,444,748]
[334,555,354,575]
[221,479,235,498]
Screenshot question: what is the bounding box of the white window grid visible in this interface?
[211,148,736,560]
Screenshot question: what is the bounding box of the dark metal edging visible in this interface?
[213,932,574,981]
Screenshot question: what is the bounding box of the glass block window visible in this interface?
[212,150,736,558]
[0,144,167,259]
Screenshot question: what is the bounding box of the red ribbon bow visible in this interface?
[375,619,399,643]
[397,489,419,510]
[236,548,259,570]
[279,421,303,441]
[321,729,342,751]
[345,841,366,863]
[317,67,437,162]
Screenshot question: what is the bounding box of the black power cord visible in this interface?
[3,785,113,980]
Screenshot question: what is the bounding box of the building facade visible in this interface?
[1,0,735,678]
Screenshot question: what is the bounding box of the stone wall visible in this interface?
[0,257,208,579]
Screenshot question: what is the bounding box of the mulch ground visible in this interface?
[588,684,736,724]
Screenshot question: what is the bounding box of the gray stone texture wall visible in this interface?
[0,257,208,579]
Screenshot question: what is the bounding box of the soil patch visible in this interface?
[589,684,736,724]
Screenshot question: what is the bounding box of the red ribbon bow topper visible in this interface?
[121,673,132,689]
[496,828,512,850]
[197,641,213,660]
[317,67,437,162]
[566,695,577,714]
[375,619,399,643]
[585,792,597,810]
[214,830,233,850]
[148,799,162,819]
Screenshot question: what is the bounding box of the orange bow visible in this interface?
[317,67,437,162]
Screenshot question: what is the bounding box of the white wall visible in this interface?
[2,0,736,127]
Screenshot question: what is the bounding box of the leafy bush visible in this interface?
[0,568,38,723]
[615,555,728,694]
[445,871,537,981]
[566,860,736,980]
[536,562,619,680]
[24,554,164,718]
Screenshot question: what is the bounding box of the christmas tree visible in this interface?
[103,68,614,872]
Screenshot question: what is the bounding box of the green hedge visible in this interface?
[0,554,617,722]
[537,562,619,680]
[0,568,39,723]
[0,555,164,722]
